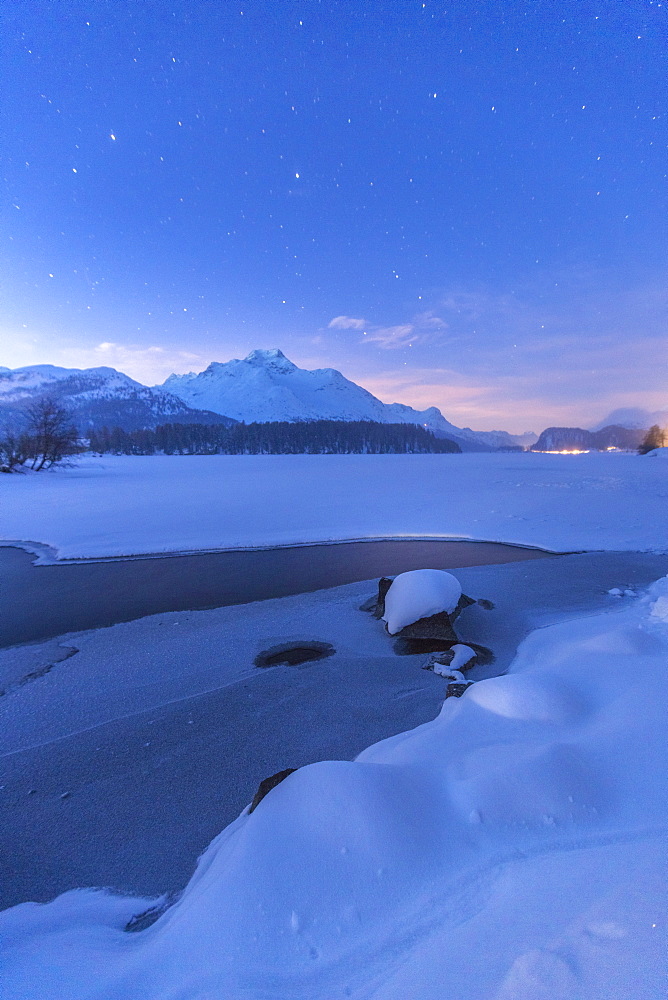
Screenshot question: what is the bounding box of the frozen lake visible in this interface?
[1,548,666,909]
[2,452,666,560]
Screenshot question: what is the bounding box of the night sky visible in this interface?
[1,1,666,431]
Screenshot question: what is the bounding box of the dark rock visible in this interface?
[393,637,455,656]
[477,598,495,610]
[374,577,394,618]
[461,643,494,666]
[249,768,298,814]
[445,682,474,699]
[452,593,476,619]
[394,610,459,641]
[125,893,180,933]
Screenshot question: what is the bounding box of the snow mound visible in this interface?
[383,569,462,634]
[650,595,668,621]
[466,672,586,723]
[645,446,668,458]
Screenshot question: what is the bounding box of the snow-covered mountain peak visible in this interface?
[160,349,527,449]
[243,348,297,373]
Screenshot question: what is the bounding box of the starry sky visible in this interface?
[1,0,666,432]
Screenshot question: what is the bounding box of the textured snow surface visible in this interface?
[1,451,666,560]
[382,568,462,633]
[2,576,666,999]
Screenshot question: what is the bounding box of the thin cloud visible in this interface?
[353,310,448,349]
[328,316,366,330]
[363,324,416,348]
[413,311,448,330]
[359,361,668,434]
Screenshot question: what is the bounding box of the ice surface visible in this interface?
[1,573,666,999]
[2,451,666,559]
[5,551,667,912]
[382,568,462,633]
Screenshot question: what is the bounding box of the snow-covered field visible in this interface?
[2,451,667,559]
[1,451,666,998]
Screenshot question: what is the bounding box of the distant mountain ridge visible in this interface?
[3,351,658,448]
[532,425,645,452]
[161,348,531,451]
[0,364,235,433]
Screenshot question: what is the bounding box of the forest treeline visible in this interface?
[88,420,461,455]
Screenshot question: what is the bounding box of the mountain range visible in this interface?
[160,349,532,451]
[0,350,663,450]
[0,364,234,433]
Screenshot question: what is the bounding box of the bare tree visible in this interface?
[26,398,79,470]
[1,398,79,472]
[0,432,30,473]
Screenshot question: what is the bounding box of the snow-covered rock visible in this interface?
[382,569,462,635]
[447,643,477,671]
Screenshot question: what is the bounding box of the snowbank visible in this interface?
[1,451,666,559]
[2,576,666,999]
[382,568,462,633]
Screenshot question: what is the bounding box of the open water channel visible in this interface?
[0,538,552,647]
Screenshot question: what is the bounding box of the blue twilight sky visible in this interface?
[1,0,666,432]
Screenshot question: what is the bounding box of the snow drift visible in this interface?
[1,576,666,999]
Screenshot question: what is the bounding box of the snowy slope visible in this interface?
[1,574,666,999]
[162,349,530,449]
[164,349,392,423]
[0,365,235,433]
